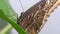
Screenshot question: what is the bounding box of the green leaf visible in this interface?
[0,0,27,34]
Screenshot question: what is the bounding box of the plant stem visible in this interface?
[0,10,27,34]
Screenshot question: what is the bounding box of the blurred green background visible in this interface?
[0,0,18,34]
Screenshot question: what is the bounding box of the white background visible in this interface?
[9,0,60,34]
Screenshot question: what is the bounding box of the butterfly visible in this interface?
[17,0,59,34]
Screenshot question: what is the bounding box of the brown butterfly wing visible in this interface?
[17,0,59,34]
